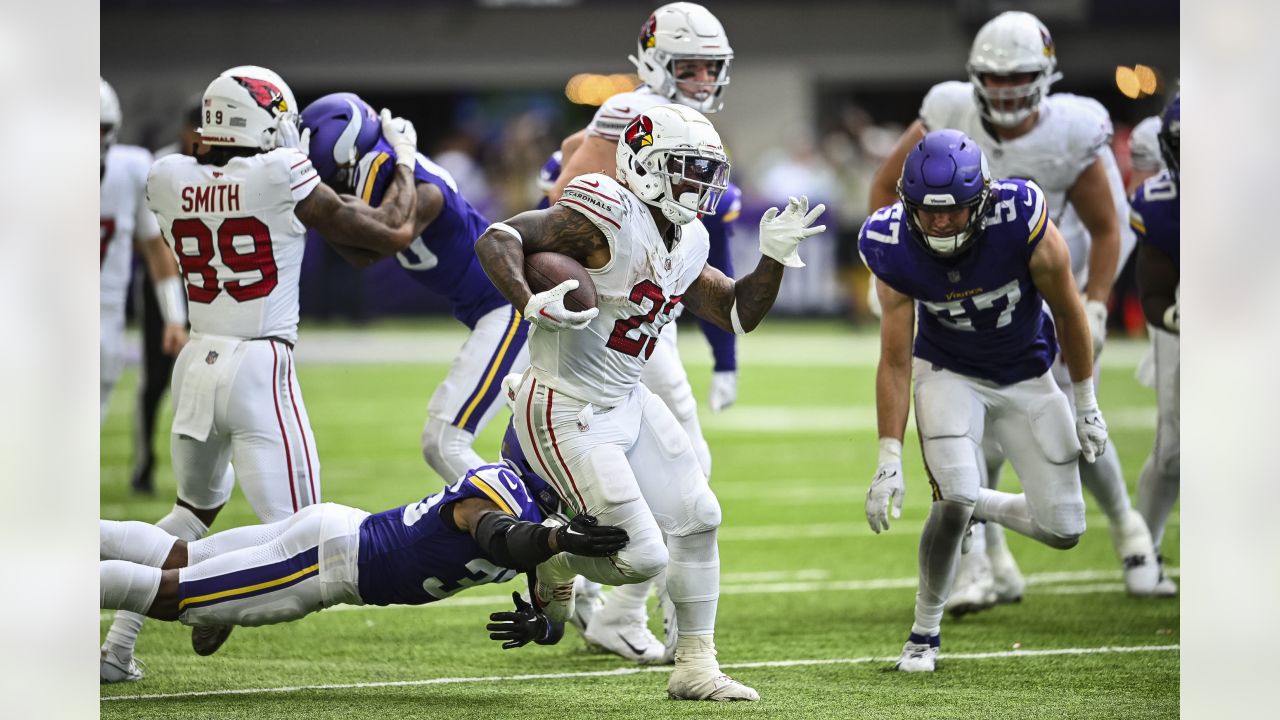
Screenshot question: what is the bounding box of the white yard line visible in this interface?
[99,567,1179,620]
[102,643,1179,702]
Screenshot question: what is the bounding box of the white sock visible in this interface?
[103,505,209,658]
[666,530,719,636]
[100,520,178,566]
[100,561,161,615]
[1137,455,1180,548]
[1078,442,1133,521]
[599,579,652,620]
[913,500,970,636]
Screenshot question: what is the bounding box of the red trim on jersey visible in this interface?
[558,198,621,229]
[290,157,310,170]
[566,182,622,205]
[595,113,636,121]
[271,343,299,512]
[546,388,587,511]
[291,173,319,191]
[285,347,317,505]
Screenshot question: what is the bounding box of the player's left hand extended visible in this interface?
[1075,407,1109,463]
[865,462,905,534]
[553,514,629,557]
[758,195,826,268]
[487,592,563,649]
[708,370,737,413]
[1084,297,1107,360]
[162,324,189,356]
[380,108,418,166]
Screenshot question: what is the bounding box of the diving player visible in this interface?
[1131,94,1180,597]
[301,93,529,485]
[537,2,742,664]
[100,462,630,663]
[868,10,1159,605]
[861,129,1103,672]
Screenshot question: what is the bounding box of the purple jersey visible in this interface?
[356,464,542,606]
[356,139,508,328]
[859,179,1058,385]
[1129,170,1180,269]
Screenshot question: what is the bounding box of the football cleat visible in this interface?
[533,577,576,624]
[947,550,997,618]
[1110,509,1160,596]
[988,541,1026,604]
[894,633,940,672]
[100,647,144,684]
[584,603,665,664]
[192,624,234,656]
[667,634,759,701]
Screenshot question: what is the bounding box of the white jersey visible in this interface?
[533,173,709,406]
[920,82,1135,287]
[1129,115,1164,173]
[587,86,670,142]
[147,148,320,344]
[101,144,160,312]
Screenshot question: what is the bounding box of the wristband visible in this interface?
[729,301,747,336]
[878,437,903,466]
[394,149,416,168]
[154,276,187,326]
[1072,380,1098,413]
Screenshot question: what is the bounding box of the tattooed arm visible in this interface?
[474,204,612,311]
[682,257,787,334]
[295,164,419,256]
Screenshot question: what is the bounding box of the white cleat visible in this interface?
[584,606,665,664]
[894,634,940,672]
[570,576,604,635]
[1111,509,1161,596]
[1147,555,1178,597]
[988,542,1026,605]
[192,624,233,656]
[947,550,997,618]
[667,634,759,701]
[100,647,144,684]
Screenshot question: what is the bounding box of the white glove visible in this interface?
[708,371,737,413]
[1084,298,1107,360]
[524,279,598,332]
[865,438,905,534]
[275,113,304,150]
[758,195,827,268]
[1072,381,1109,463]
[380,108,418,167]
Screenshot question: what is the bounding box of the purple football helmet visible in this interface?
[300,92,381,192]
[1158,93,1179,182]
[897,129,993,257]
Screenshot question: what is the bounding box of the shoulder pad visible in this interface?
[919,81,972,132]
[588,89,664,140]
[857,203,907,275]
[1054,94,1114,159]
[558,173,628,234]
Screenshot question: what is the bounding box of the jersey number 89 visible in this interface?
[170,217,278,304]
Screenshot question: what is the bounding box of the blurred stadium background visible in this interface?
[102,0,1177,327]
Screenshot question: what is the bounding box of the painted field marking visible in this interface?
[102,643,1179,702]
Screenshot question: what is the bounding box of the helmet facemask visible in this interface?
[656,151,730,224]
[898,131,995,258]
[968,70,1058,128]
[616,104,730,226]
[966,11,1061,128]
[662,55,733,113]
[899,183,993,257]
[630,3,734,114]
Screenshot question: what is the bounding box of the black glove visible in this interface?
[487,592,564,649]
[553,513,629,557]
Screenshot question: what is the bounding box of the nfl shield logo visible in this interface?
[205,351,219,365]
[948,270,961,283]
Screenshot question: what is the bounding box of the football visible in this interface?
[523,252,598,312]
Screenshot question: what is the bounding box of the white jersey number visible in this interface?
[920,280,1022,331]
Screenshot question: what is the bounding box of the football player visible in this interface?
[101,65,421,683]
[537,1,742,665]
[100,458,629,663]
[862,129,1101,671]
[1131,94,1180,596]
[474,103,824,701]
[100,77,188,425]
[867,11,1160,606]
[301,93,530,485]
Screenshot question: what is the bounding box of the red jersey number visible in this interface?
[171,217,278,304]
[606,279,682,359]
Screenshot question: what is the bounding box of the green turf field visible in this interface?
[100,320,1178,719]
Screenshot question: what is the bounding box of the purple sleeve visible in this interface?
[699,191,738,372]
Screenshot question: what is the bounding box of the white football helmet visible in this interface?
[629,3,733,113]
[199,65,299,150]
[966,11,1062,127]
[616,104,730,225]
[100,77,122,161]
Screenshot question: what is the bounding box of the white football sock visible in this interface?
[913,500,970,636]
[1137,455,1180,548]
[666,530,719,637]
[598,579,653,620]
[103,505,209,658]
[1078,441,1133,522]
[100,561,161,615]
[100,520,179,566]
